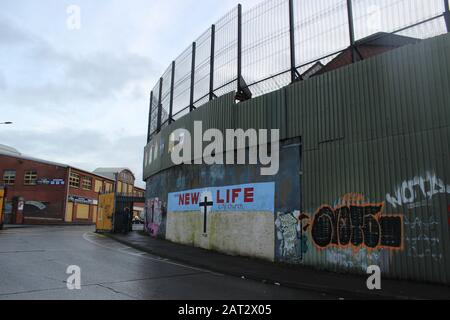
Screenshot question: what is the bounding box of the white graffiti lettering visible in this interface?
[404,216,443,261]
[386,172,450,208]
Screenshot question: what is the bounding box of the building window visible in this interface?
[94,180,103,193]
[24,171,38,185]
[82,177,92,190]
[70,173,80,188]
[3,170,16,185]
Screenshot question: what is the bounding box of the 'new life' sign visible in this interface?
[168,182,275,213]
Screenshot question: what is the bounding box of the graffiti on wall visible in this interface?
[0,188,4,226]
[404,216,443,261]
[275,194,403,263]
[310,202,403,250]
[325,247,390,273]
[384,172,448,261]
[146,198,167,238]
[275,211,309,263]
[386,172,450,209]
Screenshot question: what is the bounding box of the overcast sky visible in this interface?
[0,0,264,187]
[1,0,446,188]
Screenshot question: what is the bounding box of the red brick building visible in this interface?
[303,32,419,78]
[0,144,144,225]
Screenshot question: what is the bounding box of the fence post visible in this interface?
[209,24,216,101]
[288,0,297,83]
[445,0,450,33]
[190,42,196,112]
[346,0,357,63]
[237,4,243,94]
[147,91,153,143]
[169,61,175,124]
[235,4,251,101]
[157,77,163,133]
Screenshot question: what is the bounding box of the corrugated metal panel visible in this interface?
[236,89,286,136]
[143,33,450,284]
[286,76,320,151]
[284,33,450,284]
[193,92,235,133]
[298,129,450,283]
[150,92,236,176]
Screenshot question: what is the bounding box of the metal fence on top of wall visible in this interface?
[147,0,450,142]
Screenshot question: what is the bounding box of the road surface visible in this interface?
[0,225,338,300]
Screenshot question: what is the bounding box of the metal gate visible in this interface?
[96,192,145,234]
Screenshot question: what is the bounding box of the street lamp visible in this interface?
[0,122,12,125]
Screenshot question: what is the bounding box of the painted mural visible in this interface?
[0,187,5,228]
[168,182,275,214]
[166,182,276,261]
[145,198,167,238]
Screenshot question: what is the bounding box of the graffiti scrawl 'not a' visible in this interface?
[310,203,403,251]
[386,172,450,209]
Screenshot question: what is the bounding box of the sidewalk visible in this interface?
[106,231,450,300]
[3,223,94,229]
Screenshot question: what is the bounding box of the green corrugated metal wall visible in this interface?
[144,32,450,284]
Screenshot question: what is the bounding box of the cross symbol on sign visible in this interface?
[199,193,214,234]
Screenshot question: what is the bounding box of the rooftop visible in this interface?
[93,167,135,180]
[0,144,114,181]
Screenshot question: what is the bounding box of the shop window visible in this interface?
[24,171,37,185]
[3,170,16,185]
[70,173,80,188]
[82,177,92,190]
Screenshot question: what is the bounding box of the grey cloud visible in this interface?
[1,15,156,109]
[0,14,151,189]
[0,15,36,46]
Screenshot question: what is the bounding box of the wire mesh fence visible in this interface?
[172,46,192,119]
[242,0,291,96]
[193,29,212,107]
[212,7,239,99]
[148,0,450,142]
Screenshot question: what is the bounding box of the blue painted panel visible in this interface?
[168,182,275,213]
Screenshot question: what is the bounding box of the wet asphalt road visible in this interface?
[0,226,337,300]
